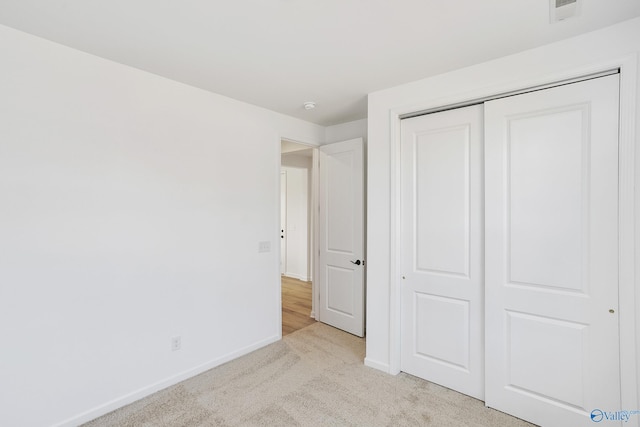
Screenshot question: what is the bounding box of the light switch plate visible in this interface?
[258,241,271,253]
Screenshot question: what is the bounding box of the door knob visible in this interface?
[350,260,363,266]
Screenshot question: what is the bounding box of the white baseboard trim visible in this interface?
[53,334,280,427]
[364,357,391,374]
[283,272,311,282]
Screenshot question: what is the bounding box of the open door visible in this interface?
[318,138,365,337]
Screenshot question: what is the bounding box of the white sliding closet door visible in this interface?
[484,75,621,427]
[400,105,484,399]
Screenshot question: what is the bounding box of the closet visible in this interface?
[399,74,620,427]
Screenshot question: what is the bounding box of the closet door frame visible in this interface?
[387,55,638,415]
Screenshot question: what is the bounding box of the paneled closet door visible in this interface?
[400,104,484,399]
[484,74,621,427]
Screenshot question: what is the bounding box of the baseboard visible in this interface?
[364,357,391,374]
[283,272,311,282]
[53,334,280,427]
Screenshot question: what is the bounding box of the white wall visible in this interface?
[325,118,368,144]
[367,16,640,411]
[0,24,324,427]
[281,159,312,281]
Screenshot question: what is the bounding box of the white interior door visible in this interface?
[484,74,621,427]
[280,170,287,275]
[400,105,484,399]
[318,138,365,337]
[282,167,310,281]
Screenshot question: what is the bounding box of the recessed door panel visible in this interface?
[506,311,586,408]
[414,293,470,370]
[508,108,587,292]
[327,151,355,254]
[415,126,470,277]
[326,266,355,316]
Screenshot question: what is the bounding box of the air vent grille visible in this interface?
[550,0,579,22]
[556,0,577,8]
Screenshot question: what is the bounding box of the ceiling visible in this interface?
[1,1,639,126]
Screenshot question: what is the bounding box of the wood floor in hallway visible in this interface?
[282,276,315,336]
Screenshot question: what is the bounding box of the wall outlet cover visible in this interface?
[171,336,181,351]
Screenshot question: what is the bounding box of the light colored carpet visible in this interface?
[84,323,535,426]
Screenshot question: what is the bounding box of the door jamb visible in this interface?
[388,55,638,414]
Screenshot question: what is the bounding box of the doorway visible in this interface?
[280,137,367,338]
[281,140,316,335]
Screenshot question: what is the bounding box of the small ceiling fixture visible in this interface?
[303,101,316,110]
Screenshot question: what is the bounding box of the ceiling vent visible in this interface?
[550,0,580,22]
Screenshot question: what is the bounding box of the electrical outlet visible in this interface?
[171,336,181,351]
[258,241,271,253]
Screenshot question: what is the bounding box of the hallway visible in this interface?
[281,276,315,336]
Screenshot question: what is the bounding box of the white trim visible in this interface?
[388,109,403,375]
[277,136,285,340]
[312,148,320,321]
[388,55,638,417]
[364,357,391,373]
[282,273,312,282]
[617,54,639,418]
[53,334,281,427]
